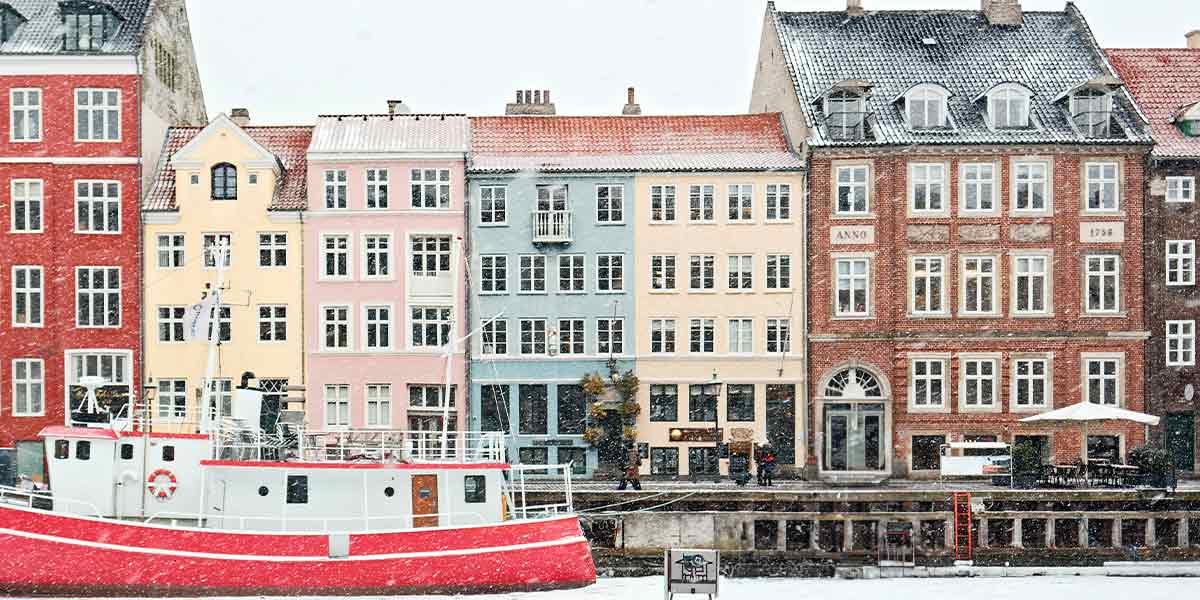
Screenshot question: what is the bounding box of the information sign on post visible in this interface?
[664,548,719,600]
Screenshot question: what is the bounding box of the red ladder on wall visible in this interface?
[951,492,972,561]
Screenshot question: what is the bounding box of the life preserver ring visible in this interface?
[146,469,178,500]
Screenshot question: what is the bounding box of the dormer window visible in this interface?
[61,1,121,52]
[1177,103,1200,138]
[211,163,237,200]
[1070,88,1113,138]
[825,90,867,140]
[985,84,1032,129]
[903,84,951,130]
[0,4,25,43]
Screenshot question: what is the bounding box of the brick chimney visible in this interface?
[622,87,642,116]
[1188,30,1200,49]
[505,89,556,115]
[230,108,250,127]
[981,0,1022,26]
[387,99,411,115]
[847,0,864,17]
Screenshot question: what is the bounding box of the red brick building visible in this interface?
[751,1,1154,479]
[0,0,205,483]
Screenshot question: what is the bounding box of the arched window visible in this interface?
[823,367,883,398]
[904,84,950,130]
[211,163,237,200]
[986,84,1032,129]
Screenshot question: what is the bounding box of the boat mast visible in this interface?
[438,237,462,449]
[199,242,229,435]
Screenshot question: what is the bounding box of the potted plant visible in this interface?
[1010,441,1042,489]
[1130,445,1175,490]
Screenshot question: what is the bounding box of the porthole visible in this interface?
[258,486,269,497]
[384,486,395,498]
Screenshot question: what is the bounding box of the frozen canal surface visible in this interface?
[25,576,1199,600]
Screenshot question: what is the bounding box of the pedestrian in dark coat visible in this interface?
[617,445,643,491]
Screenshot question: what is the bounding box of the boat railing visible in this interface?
[298,429,506,464]
[506,463,575,520]
[143,509,490,532]
[0,485,104,517]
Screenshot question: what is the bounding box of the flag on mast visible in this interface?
[183,294,219,342]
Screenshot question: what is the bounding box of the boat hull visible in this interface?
[0,503,596,596]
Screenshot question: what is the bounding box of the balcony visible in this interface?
[532,210,572,244]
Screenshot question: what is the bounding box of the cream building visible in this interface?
[142,113,312,431]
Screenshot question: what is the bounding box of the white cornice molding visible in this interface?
[267,211,303,223]
[0,54,137,75]
[141,212,181,225]
[307,152,467,162]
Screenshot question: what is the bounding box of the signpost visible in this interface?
[665,548,719,600]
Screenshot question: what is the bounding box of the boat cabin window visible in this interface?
[54,440,69,459]
[120,443,134,460]
[162,445,175,462]
[464,475,486,504]
[384,486,395,498]
[76,441,91,461]
[257,486,269,497]
[286,475,308,504]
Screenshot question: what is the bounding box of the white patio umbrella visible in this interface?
[1019,402,1160,464]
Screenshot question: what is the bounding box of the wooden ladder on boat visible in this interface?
[952,492,972,562]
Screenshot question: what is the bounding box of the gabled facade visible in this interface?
[142,115,311,432]
[303,112,469,434]
[752,0,1154,480]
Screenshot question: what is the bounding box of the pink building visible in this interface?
[304,110,469,432]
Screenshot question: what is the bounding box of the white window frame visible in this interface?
[156,234,184,269]
[556,319,586,356]
[411,168,451,209]
[727,184,754,222]
[1084,161,1120,213]
[1012,159,1051,214]
[766,318,791,354]
[688,184,715,222]
[1166,240,1196,286]
[650,318,677,354]
[909,255,947,316]
[365,168,389,209]
[519,318,548,356]
[727,254,753,292]
[362,233,393,280]
[959,354,1001,412]
[156,379,188,421]
[518,254,547,294]
[75,266,121,328]
[320,304,352,352]
[409,235,451,278]
[12,265,44,327]
[651,255,677,292]
[1166,176,1196,204]
[74,88,120,142]
[688,254,715,292]
[257,232,287,268]
[960,255,998,316]
[1084,254,1120,315]
[908,354,949,412]
[1081,353,1123,407]
[905,84,949,129]
[766,254,791,291]
[986,84,1031,129]
[10,179,43,233]
[765,183,791,221]
[1167,320,1196,367]
[320,233,351,280]
[479,185,507,225]
[960,163,997,215]
[363,304,393,352]
[650,184,677,222]
[689,318,715,354]
[834,256,871,318]
[1012,355,1052,412]
[727,318,754,354]
[597,317,624,355]
[323,169,347,210]
[74,179,121,234]
[156,305,185,343]
[365,383,392,428]
[10,88,42,143]
[596,253,625,293]
[481,319,508,356]
[410,306,452,350]
[1012,252,1052,316]
[202,233,232,269]
[595,184,624,224]
[12,358,45,416]
[480,255,508,295]
[908,163,947,215]
[834,164,870,215]
[257,304,287,343]
[557,254,586,294]
[324,384,350,429]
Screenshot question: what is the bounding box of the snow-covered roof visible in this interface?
[308,114,470,156]
[1107,48,1200,159]
[0,0,152,55]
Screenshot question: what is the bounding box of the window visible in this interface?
[321,234,350,278]
[480,255,508,294]
[910,358,946,408]
[961,163,996,213]
[76,267,120,327]
[766,318,790,353]
[1167,321,1195,367]
[912,435,946,471]
[689,255,715,291]
[651,255,676,291]
[77,441,91,461]
[321,305,350,350]
[1166,240,1195,286]
[481,319,508,356]
[519,319,547,355]
[728,255,752,291]
[727,184,753,221]
[480,385,510,433]
[909,164,946,213]
[649,385,678,422]
[557,385,586,435]
[210,305,231,343]
[257,305,287,342]
[1085,162,1119,212]
[410,235,451,277]
[62,4,118,51]
[727,384,755,421]
[988,85,1030,129]
[258,232,287,267]
[411,169,451,209]
[835,258,870,317]
[766,254,791,290]
[766,184,790,220]
[1085,255,1119,314]
[557,319,585,355]
[962,256,997,315]
[836,165,869,214]
[1014,358,1049,408]
[1013,255,1049,314]
[66,352,131,417]
[364,305,392,350]
[10,179,43,232]
[411,307,451,348]
[121,444,133,460]
[961,358,998,409]
[1087,435,1120,464]
[464,475,487,503]
[688,384,718,422]
[558,255,585,293]
[151,39,177,90]
[363,234,391,278]
[728,318,754,354]
[596,184,623,223]
[1167,177,1195,203]
[536,184,567,212]
[365,168,389,209]
[1072,89,1112,138]
[324,384,349,427]
[1013,161,1049,212]
[10,89,42,142]
[689,318,715,354]
[12,266,42,327]
[906,85,948,129]
[74,88,119,141]
[519,255,547,293]
[75,180,120,233]
[652,448,679,475]
[597,318,623,355]
[366,384,392,427]
[324,170,347,209]
[409,385,455,410]
[597,254,624,292]
[518,385,548,435]
[12,359,44,416]
[651,185,676,222]
[518,447,548,473]
[911,256,945,315]
[156,379,187,420]
[651,319,676,354]
[210,164,236,200]
[1084,357,1121,406]
[689,184,715,222]
[156,306,185,342]
[55,440,69,459]
[286,475,309,504]
[480,186,507,224]
[157,234,184,268]
[201,233,232,268]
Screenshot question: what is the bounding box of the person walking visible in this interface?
[761,447,777,487]
[617,444,643,491]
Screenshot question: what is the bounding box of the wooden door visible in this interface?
[411,474,439,528]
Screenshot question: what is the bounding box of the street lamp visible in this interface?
[703,370,724,483]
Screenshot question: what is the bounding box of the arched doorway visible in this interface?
[818,365,890,476]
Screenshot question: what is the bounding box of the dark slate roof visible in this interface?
[0,1,152,55]
[1108,49,1200,160]
[769,3,1152,147]
[144,126,314,212]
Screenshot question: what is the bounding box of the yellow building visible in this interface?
[141,113,312,431]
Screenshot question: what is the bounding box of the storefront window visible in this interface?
[824,402,885,472]
[556,385,586,435]
[556,447,587,474]
[688,384,717,422]
[726,384,755,421]
[911,435,945,471]
[480,385,510,433]
[688,447,718,475]
[518,385,548,435]
[1087,435,1120,463]
[651,447,679,475]
[766,385,796,463]
[649,385,678,422]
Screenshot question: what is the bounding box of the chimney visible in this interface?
[847,0,864,17]
[230,108,250,127]
[505,88,556,115]
[386,99,411,115]
[981,0,1022,26]
[622,87,642,116]
[1188,30,1200,49]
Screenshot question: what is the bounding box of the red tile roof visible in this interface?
[1107,49,1200,159]
[144,126,314,211]
[468,114,802,173]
